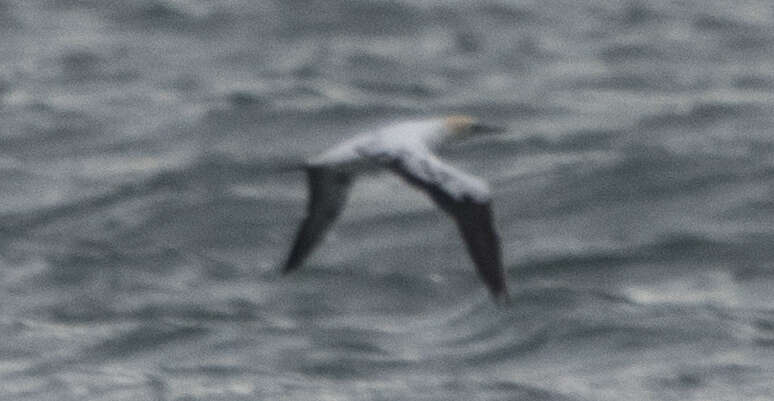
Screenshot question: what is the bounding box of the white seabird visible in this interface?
[282,115,509,303]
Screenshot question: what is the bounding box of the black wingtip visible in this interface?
[281,261,298,276]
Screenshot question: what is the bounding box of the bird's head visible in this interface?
[444,115,506,141]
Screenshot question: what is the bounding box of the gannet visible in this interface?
[282,116,509,303]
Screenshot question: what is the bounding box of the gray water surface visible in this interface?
[2,1,774,400]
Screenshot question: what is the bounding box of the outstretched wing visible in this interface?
[367,148,508,302]
[282,165,352,274]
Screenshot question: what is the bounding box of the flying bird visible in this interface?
[282,116,509,303]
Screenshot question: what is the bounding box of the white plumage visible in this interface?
[282,115,509,303]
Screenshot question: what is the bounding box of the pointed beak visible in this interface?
[472,123,506,135]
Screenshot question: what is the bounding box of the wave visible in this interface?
[288,101,415,121]
[418,289,613,366]
[615,3,663,27]
[106,0,234,33]
[0,1,20,31]
[352,79,437,98]
[693,13,749,32]
[440,100,568,119]
[0,104,103,158]
[0,169,184,234]
[566,72,688,92]
[57,48,141,84]
[638,101,762,130]
[207,95,416,129]
[476,3,536,24]
[509,143,766,220]
[86,323,208,360]
[512,232,743,279]
[129,298,262,323]
[425,287,747,373]
[654,362,764,393]
[460,128,619,160]
[692,13,771,52]
[297,353,411,379]
[275,0,427,38]
[0,153,301,233]
[599,43,666,63]
[733,75,774,91]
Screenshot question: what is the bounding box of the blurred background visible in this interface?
[2,0,774,400]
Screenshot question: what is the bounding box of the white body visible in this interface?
[309,119,490,202]
[283,116,508,302]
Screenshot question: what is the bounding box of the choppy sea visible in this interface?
[2,1,774,400]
